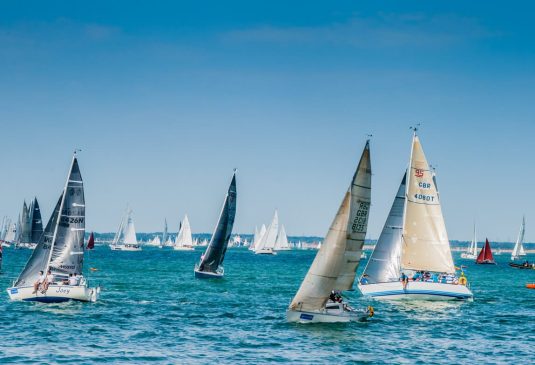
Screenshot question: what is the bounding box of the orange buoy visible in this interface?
[527,283,535,289]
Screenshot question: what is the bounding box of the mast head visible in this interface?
[409,123,421,136]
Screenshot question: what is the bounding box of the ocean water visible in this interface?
[0,247,533,364]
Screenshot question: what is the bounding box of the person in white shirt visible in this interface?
[42,269,54,292]
[33,270,46,294]
[68,274,78,286]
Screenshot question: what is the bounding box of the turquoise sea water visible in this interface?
[0,247,533,364]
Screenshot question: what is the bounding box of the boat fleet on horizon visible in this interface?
[0,129,533,323]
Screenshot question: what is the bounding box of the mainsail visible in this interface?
[511,216,526,260]
[334,140,371,291]
[477,239,494,263]
[197,172,237,273]
[20,201,31,243]
[289,141,371,311]
[162,219,168,246]
[362,173,406,284]
[122,211,137,245]
[47,157,85,277]
[87,232,95,250]
[30,198,44,243]
[401,135,455,273]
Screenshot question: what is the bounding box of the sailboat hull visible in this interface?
[358,281,473,301]
[194,269,224,279]
[254,248,276,255]
[286,308,371,323]
[173,246,195,251]
[460,253,477,259]
[110,244,141,251]
[7,284,100,303]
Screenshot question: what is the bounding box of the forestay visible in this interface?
[401,135,455,273]
[362,173,406,284]
[198,172,237,273]
[334,141,372,291]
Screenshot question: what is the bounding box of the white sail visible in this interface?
[175,214,193,247]
[362,173,405,284]
[334,141,371,291]
[122,211,138,245]
[274,225,290,250]
[511,216,526,260]
[401,134,455,273]
[290,141,371,310]
[470,225,478,256]
[5,222,16,242]
[255,211,279,251]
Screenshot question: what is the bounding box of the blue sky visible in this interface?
[0,1,534,241]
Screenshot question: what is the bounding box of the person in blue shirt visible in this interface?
[360,275,369,285]
[431,273,439,283]
[400,272,409,289]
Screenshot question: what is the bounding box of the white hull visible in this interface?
[173,246,195,251]
[274,248,291,251]
[7,284,100,303]
[287,302,372,323]
[460,253,477,259]
[358,281,473,301]
[110,244,141,251]
[255,248,276,255]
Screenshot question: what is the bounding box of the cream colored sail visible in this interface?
[401,135,455,273]
[289,192,350,311]
[334,141,371,290]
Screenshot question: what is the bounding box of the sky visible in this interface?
[0,1,534,241]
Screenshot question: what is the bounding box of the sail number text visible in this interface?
[60,217,84,224]
[352,202,369,233]
[414,194,435,202]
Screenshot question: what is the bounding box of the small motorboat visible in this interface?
[509,262,535,270]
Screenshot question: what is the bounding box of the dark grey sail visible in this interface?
[197,172,237,273]
[48,157,85,278]
[15,195,62,286]
[30,198,44,243]
[20,201,31,243]
[361,173,406,284]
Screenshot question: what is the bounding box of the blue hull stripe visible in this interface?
[22,297,85,303]
[366,290,472,299]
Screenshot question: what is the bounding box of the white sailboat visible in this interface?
[146,235,161,247]
[254,211,279,255]
[110,208,142,251]
[461,225,478,259]
[511,216,527,261]
[359,132,473,301]
[287,141,373,323]
[274,224,291,251]
[7,152,100,302]
[249,224,266,251]
[173,215,195,251]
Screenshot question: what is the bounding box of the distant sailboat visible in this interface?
[195,171,237,278]
[254,211,279,255]
[359,132,473,301]
[274,225,291,251]
[249,224,266,251]
[511,216,527,261]
[461,225,478,259]
[7,152,100,302]
[476,239,496,264]
[110,208,141,251]
[287,141,373,323]
[87,232,95,250]
[173,215,194,251]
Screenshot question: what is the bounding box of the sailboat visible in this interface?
[476,239,496,264]
[87,232,95,250]
[110,208,141,251]
[254,211,279,255]
[194,171,237,278]
[461,225,478,259]
[273,225,291,251]
[249,224,266,251]
[511,216,527,261]
[287,141,373,323]
[7,152,100,302]
[173,215,195,251]
[359,132,473,301]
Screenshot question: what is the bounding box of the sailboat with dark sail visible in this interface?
[476,239,496,265]
[7,152,100,302]
[194,171,237,279]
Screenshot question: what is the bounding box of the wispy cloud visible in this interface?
[221,13,497,49]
